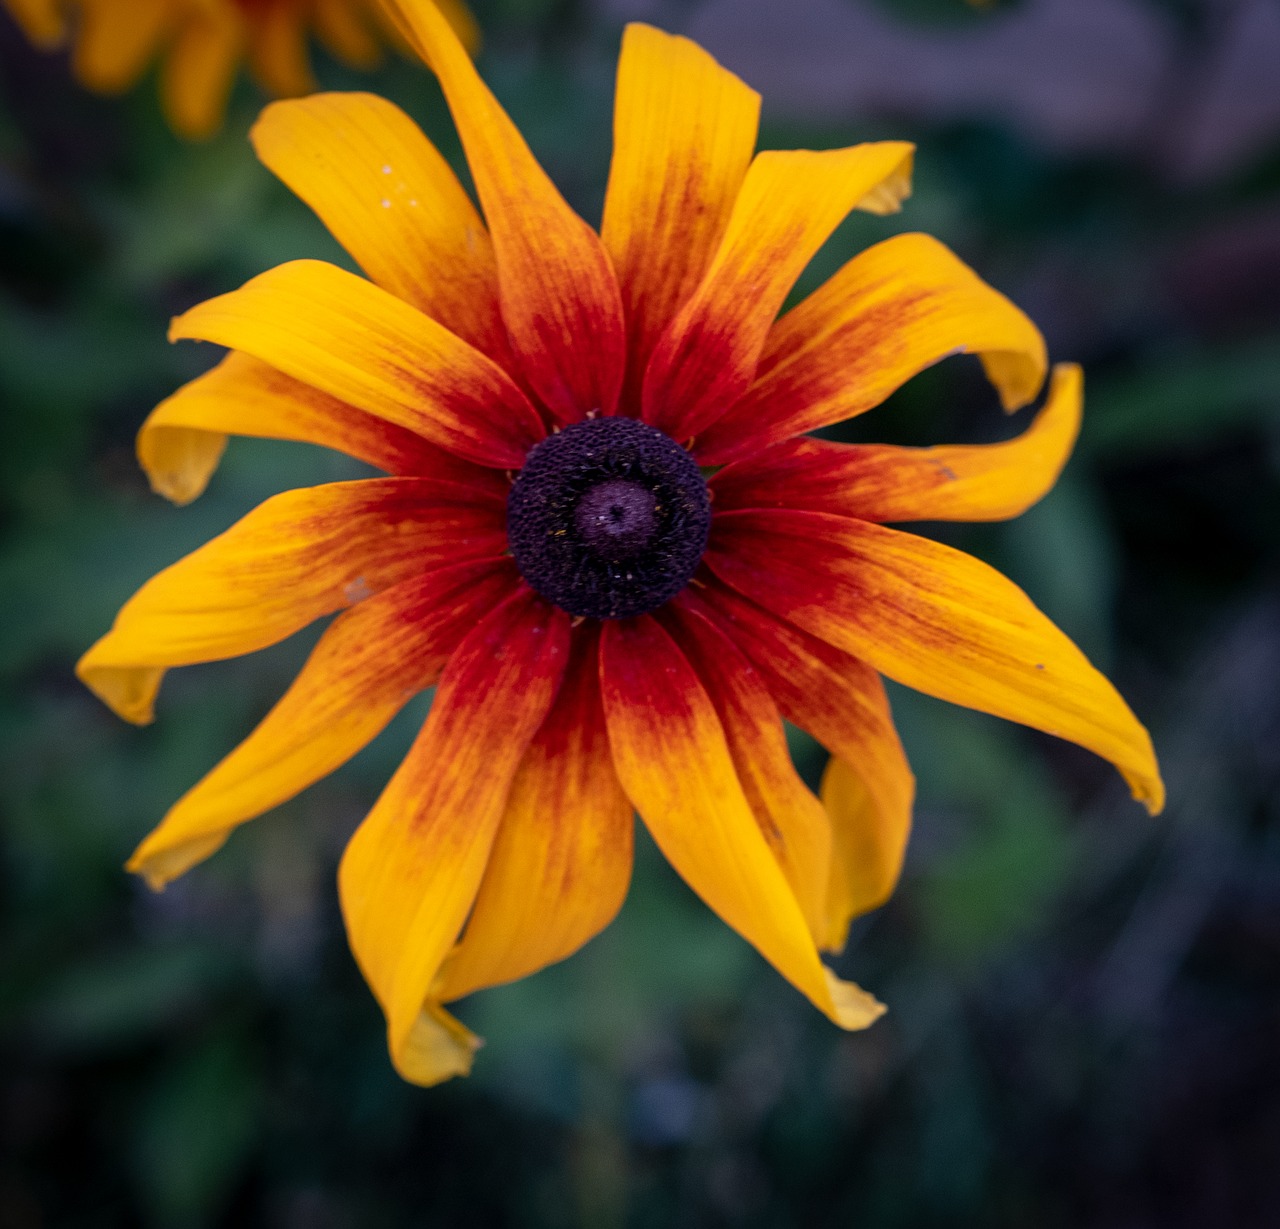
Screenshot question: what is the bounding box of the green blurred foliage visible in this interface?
[2,0,1279,1226]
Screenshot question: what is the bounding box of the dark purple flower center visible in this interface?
[506,417,711,619]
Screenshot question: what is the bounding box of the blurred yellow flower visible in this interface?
[0,0,478,138]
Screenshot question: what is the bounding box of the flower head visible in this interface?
[1,0,477,138]
[78,0,1164,1085]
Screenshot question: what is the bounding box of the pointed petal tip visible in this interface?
[391,1002,484,1087]
[824,969,887,1030]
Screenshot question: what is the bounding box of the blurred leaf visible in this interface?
[24,946,225,1054]
[1086,339,1280,454]
[133,1031,259,1229]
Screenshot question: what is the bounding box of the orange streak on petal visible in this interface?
[643,141,913,443]
[707,511,1164,814]
[601,23,759,410]
[435,623,634,1002]
[251,93,510,365]
[696,232,1046,467]
[339,587,572,1085]
[169,260,544,467]
[661,600,832,943]
[384,0,626,421]
[712,363,1082,523]
[129,558,518,890]
[682,579,914,953]
[138,351,507,506]
[76,477,507,724]
[599,616,884,1030]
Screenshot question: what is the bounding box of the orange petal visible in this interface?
[339,587,572,1085]
[661,600,831,943]
[383,0,626,421]
[71,0,170,93]
[138,352,508,506]
[159,3,243,141]
[5,0,65,48]
[600,24,759,409]
[435,623,633,1002]
[128,558,517,890]
[712,362,1082,523]
[599,616,884,1030]
[707,511,1165,814]
[684,579,914,953]
[696,232,1047,466]
[314,0,382,68]
[245,0,314,98]
[642,141,914,443]
[169,259,544,467]
[251,93,510,364]
[76,477,506,725]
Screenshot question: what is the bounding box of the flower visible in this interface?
[1,0,477,139]
[77,0,1164,1086]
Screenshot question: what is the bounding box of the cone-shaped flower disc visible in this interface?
[78,4,1164,1086]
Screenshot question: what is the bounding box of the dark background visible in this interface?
[2,0,1278,1225]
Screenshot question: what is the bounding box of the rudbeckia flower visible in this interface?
[78,0,1164,1086]
[0,0,477,138]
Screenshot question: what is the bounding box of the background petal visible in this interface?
[159,2,242,140]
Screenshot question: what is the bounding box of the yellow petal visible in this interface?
[708,511,1165,814]
[339,588,572,1085]
[662,599,832,943]
[599,616,885,1031]
[687,578,915,953]
[643,141,914,443]
[601,23,759,407]
[314,0,381,68]
[820,756,912,950]
[435,624,634,1002]
[128,559,516,890]
[245,0,314,98]
[159,3,243,141]
[71,0,170,93]
[169,259,543,467]
[137,351,508,506]
[712,363,1082,523]
[251,93,509,363]
[382,0,626,421]
[697,231,1047,466]
[77,477,506,724]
